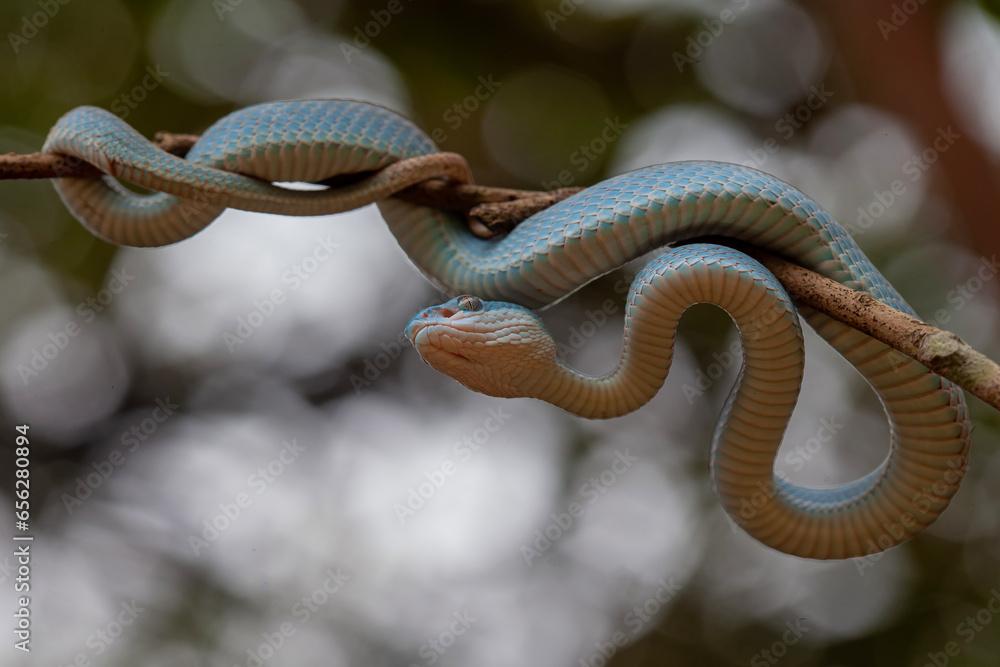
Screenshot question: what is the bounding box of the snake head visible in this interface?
[405,295,556,397]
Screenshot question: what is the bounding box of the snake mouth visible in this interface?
[435,347,474,363]
[407,324,477,365]
[405,320,445,345]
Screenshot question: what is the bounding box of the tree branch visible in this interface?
[747,250,1000,411]
[3,132,999,410]
[0,133,580,236]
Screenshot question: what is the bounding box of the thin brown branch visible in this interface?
[468,187,583,234]
[749,249,1000,411]
[152,132,200,156]
[0,133,575,236]
[0,133,196,180]
[2,132,999,410]
[0,151,100,179]
[393,179,580,237]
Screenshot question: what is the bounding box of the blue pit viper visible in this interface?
[42,99,971,559]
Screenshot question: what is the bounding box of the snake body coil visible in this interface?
[43,100,971,559]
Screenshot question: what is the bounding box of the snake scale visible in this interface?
[42,99,971,559]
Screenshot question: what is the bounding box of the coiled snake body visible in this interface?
[44,99,971,559]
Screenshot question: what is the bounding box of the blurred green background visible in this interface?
[2,0,1000,665]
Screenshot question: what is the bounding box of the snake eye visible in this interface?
[457,295,483,312]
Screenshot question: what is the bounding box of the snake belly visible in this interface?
[44,100,971,558]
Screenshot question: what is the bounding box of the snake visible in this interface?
[42,99,971,559]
